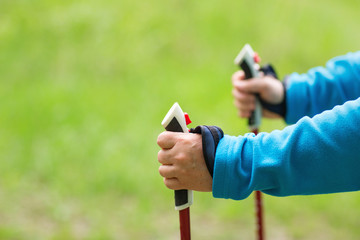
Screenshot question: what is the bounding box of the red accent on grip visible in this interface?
[253,52,261,63]
[184,113,192,125]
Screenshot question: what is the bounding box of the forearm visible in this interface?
[285,51,360,124]
[213,97,360,200]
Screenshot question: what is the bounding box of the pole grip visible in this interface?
[161,103,193,211]
[234,44,262,130]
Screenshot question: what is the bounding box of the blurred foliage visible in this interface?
[0,0,360,239]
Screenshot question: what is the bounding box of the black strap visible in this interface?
[259,64,287,118]
[190,126,224,178]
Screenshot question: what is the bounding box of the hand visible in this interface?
[232,70,284,118]
[157,131,212,192]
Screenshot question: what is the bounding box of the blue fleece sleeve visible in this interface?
[285,51,360,124]
[213,97,360,200]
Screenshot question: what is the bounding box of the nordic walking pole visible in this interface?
[161,102,193,240]
[235,44,264,240]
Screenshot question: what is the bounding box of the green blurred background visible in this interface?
[1,0,360,239]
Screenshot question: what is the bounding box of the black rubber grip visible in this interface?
[166,117,184,133]
[165,117,189,208]
[174,189,189,207]
[240,60,256,126]
[240,60,253,79]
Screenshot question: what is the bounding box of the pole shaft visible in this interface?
[179,208,191,240]
[255,190,264,240]
[252,128,264,240]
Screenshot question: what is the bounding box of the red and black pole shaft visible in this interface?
[162,103,193,240]
[235,44,265,240]
[249,128,264,240]
[255,189,264,240]
[252,129,264,240]
[175,190,191,240]
[179,208,191,239]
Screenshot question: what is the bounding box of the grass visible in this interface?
[1,0,360,239]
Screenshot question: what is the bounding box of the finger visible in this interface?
[238,110,251,118]
[159,165,176,178]
[231,71,245,84]
[233,78,267,94]
[163,177,181,190]
[232,88,256,103]
[158,149,174,165]
[233,99,255,112]
[234,105,254,119]
[157,131,179,149]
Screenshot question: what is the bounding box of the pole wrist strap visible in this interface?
[190,126,224,178]
[259,64,287,118]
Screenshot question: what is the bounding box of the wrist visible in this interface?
[259,81,287,118]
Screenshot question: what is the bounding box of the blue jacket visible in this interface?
[213,51,360,200]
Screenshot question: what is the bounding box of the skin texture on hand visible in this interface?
[232,70,284,119]
[157,131,212,192]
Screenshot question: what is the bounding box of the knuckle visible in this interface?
[163,178,171,189]
[234,99,241,108]
[175,136,190,149]
[232,70,244,80]
[157,150,164,163]
[240,111,250,118]
[175,152,187,163]
[158,166,165,176]
[232,88,237,97]
[231,72,238,82]
[157,132,166,146]
[232,89,243,100]
[163,178,176,190]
